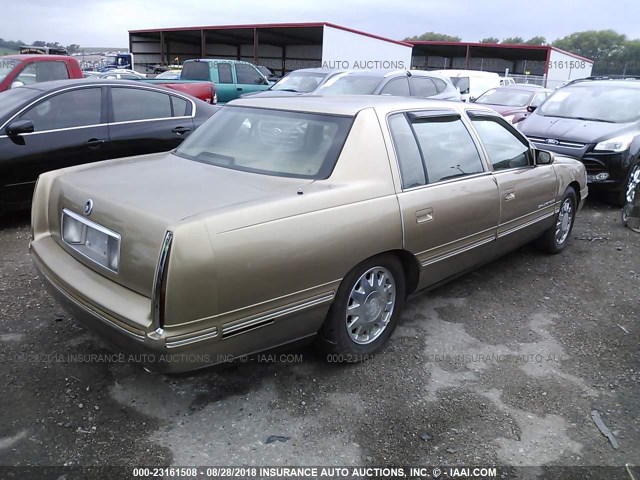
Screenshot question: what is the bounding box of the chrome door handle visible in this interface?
[416,207,434,223]
[504,190,516,201]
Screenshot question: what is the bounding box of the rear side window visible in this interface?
[19,87,102,131]
[111,88,172,122]
[181,61,210,81]
[217,63,233,84]
[469,116,531,170]
[380,78,410,96]
[388,114,426,188]
[171,96,189,117]
[410,77,438,97]
[412,115,484,183]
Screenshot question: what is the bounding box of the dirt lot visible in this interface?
[0,198,638,479]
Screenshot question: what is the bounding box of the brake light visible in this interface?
[152,231,173,332]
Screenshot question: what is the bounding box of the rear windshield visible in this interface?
[271,72,327,92]
[174,106,353,179]
[181,61,210,81]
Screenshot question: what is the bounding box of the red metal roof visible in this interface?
[407,41,593,63]
[129,22,413,47]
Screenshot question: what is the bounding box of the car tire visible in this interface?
[537,187,577,254]
[317,254,406,360]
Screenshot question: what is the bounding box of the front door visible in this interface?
[467,113,558,241]
[234,63,268,98]
[388,110,500,289]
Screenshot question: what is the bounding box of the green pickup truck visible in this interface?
[179,59,271,103]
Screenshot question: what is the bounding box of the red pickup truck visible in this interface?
[0,55,82,92]
[0,54,216,103]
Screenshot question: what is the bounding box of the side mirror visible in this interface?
[6,119,35,136]
[10,81,25,89]
[469,96,477,102]
[535,149,555,165]
[527,104,538,113]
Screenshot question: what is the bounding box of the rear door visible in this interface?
[389,110,500,289]
[107,86,195,158]
[0,86,107,208]
[467,111,557,241]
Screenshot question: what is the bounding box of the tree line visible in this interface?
[404,30,640,75]
[0,38,81,54]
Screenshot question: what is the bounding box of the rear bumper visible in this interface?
[29,235,322,373]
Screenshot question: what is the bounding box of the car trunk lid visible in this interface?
[48,152,312,297]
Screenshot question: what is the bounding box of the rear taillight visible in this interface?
[152,231,173,332]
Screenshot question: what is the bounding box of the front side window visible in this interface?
[389,111,484,185]
[531,92,548,107]
[175,106,353,179]
[19,87,102,131]
[412,115,484,183]
[380,78,410,96]
[450,76,470,94]
[236,64,263,84]
[470,116,531,170]
[111,88,172,122]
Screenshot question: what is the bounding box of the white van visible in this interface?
[433,69,501,102]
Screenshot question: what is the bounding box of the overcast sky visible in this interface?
[4,0,640,47]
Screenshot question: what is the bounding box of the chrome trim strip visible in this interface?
[166,326,218,348]
[152,231,173,331]
[107,116,192,127]
[222,293,335,336]
[61,209,121,273]
[497,211,554,238]
[420,235,495,267]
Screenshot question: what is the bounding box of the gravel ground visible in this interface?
[0,198,638,479]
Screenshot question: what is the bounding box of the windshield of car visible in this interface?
[155,71,181,79]
[475,88,533,107]
[271,72,327,92]
[538,83,640,123]
[0,87,40,116]
[0,59,21,83]
[315,75,383,95]
[174,106,354,179]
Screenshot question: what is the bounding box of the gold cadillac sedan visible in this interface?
[30,96,587,372]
